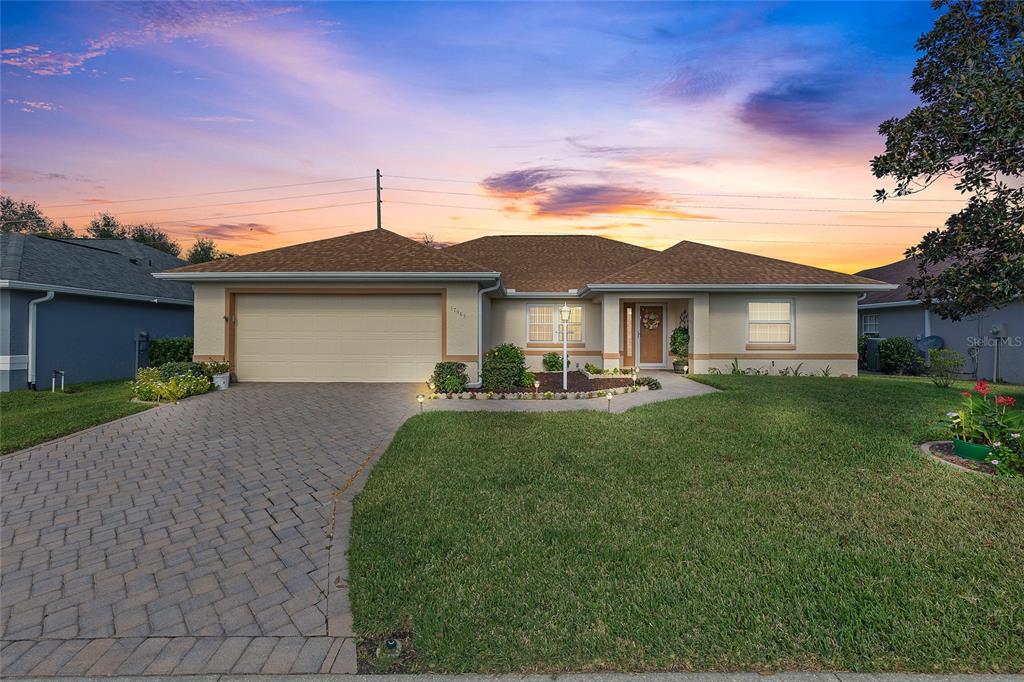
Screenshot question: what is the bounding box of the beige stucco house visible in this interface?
[155,229,895,383]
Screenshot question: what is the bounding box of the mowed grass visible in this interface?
[0,379,152,454]
[350,374,1024,673]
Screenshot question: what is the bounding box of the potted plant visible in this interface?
[204,361,231,390]
[669,325,689,373]
[947,380,1022,460]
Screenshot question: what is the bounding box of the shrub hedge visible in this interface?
[148,337,193,366]
[431,362,470,393]
[481,344,530,391]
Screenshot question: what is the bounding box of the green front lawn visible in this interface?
[0,379,153,454]
[351,374,1024,673]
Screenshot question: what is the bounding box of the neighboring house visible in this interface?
[0,234,194,391]
[155,229,894,383]
[856,257,1023,384]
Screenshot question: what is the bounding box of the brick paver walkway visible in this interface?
[0,383,419,676]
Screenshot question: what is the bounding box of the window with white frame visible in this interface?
[747,300,793,344]
[862,314,880,336]
[527,304,583,343]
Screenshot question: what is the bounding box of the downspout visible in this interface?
[27,291,55,390]
[466,279,502,388]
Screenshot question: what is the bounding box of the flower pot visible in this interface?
[672,360,687,374]
[212,372,230,391]
[952,437,993,461]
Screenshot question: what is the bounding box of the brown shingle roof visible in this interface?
[167,229,492,274]
[444,235,654,292]
[597,241,886,286]
[855,257,944,305]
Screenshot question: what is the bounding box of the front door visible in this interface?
[638,304,665,366]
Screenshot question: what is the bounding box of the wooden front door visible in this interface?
[638,304,664,365]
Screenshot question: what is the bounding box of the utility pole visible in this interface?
[376,168,382,232]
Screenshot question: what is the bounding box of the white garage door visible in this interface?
[234,293,442,382]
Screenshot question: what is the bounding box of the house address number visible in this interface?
[450,306,466,318]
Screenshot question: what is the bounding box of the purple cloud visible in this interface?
[189,222,274,240]
[480,167,568,197]
[739,74,867,140]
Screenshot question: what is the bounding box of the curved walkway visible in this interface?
[0,374,713,677]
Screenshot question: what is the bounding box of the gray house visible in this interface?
[856,257,1023,384]
[0,234,194,391]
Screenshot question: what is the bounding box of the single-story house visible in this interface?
[856,257,1023,384]
[155,229,895,383]
[0,234,194,391]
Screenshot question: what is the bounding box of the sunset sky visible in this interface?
[1,1,967,273]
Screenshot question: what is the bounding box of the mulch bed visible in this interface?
[465,370,634,394]
[926,441,995,475]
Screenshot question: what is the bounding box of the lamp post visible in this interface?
[560,303,571,391]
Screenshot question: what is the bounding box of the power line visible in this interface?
[384,200,940,229]
[39,175,373,209]
[384,186,952,214]
[43,187,374,222]
[388,173,965,202]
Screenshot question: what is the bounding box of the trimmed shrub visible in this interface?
[431,361,469,394]
[542,352,564,372]
[634,375,662,390]
[158,361,206,381]
[928,348,965,388]
[878,336,919,375]
[857,335,869,369]
[148,336,193,366]
[584,362,601,375]
[481,344,529,391]
[130,367,210,402]
[669,326,689,357]
[201,361,230,377]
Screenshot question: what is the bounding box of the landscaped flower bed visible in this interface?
[462,370,633,396]
[944,380,1022,475]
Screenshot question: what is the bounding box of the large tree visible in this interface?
[0,195,53,234]
[871,0,1023,321]
[185,236,233,264]
[84,213,181,256]
[85,213,130,239]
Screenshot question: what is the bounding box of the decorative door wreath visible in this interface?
[641,310,661,330]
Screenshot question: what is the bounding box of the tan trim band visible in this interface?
[602,352,619,360]
[524,349,602,357]
[443,354,477,363]
[527,342,585,348]
[746,344,797,351]
[193,354,225,362]
[692,352,857,360]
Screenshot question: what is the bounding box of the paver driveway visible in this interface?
[0,382,420,676]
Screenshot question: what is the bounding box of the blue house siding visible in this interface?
[1,290,193,390]
[858,301,1024,384]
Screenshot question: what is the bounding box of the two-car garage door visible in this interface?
[233,293,442,382]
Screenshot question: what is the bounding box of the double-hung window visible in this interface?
[528,304,583,343]
[747,300,793,345]
[862,314,879,336]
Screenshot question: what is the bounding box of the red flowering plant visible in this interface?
[946,381,1024,475]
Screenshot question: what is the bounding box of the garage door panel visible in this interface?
[234,293,442,382]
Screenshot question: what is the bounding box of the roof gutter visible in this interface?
[466,277,503,389]
[153,271,502,282]
[580,283,899,295]
[0,280,193,306]
[858,300,924,310]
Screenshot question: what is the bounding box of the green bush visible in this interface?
[130,367,210,402]
[669,326,689,357]
[584,362,601,375]
[542,352,564,372]
[927,348,965,388]
[201,361,231,377]
[158,361,206,381]
[431,361,469,393]
[148,336,193,366]
[857,335,869,369]
[482,344,529,391]
[878,336,920,375]
[634,375,662,390]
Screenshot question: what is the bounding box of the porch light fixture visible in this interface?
[417,394,425,412]
[560,303,571,391]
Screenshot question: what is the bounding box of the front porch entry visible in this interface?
[621,301,667,368]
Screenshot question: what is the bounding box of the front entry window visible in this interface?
[528,304,583,343]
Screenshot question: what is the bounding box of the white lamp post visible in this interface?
[559,303,571,391]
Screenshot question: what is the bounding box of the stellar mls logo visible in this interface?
[967,336,1023,348]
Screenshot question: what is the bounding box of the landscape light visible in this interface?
[417,394,425,412]
[606,393,612,412]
